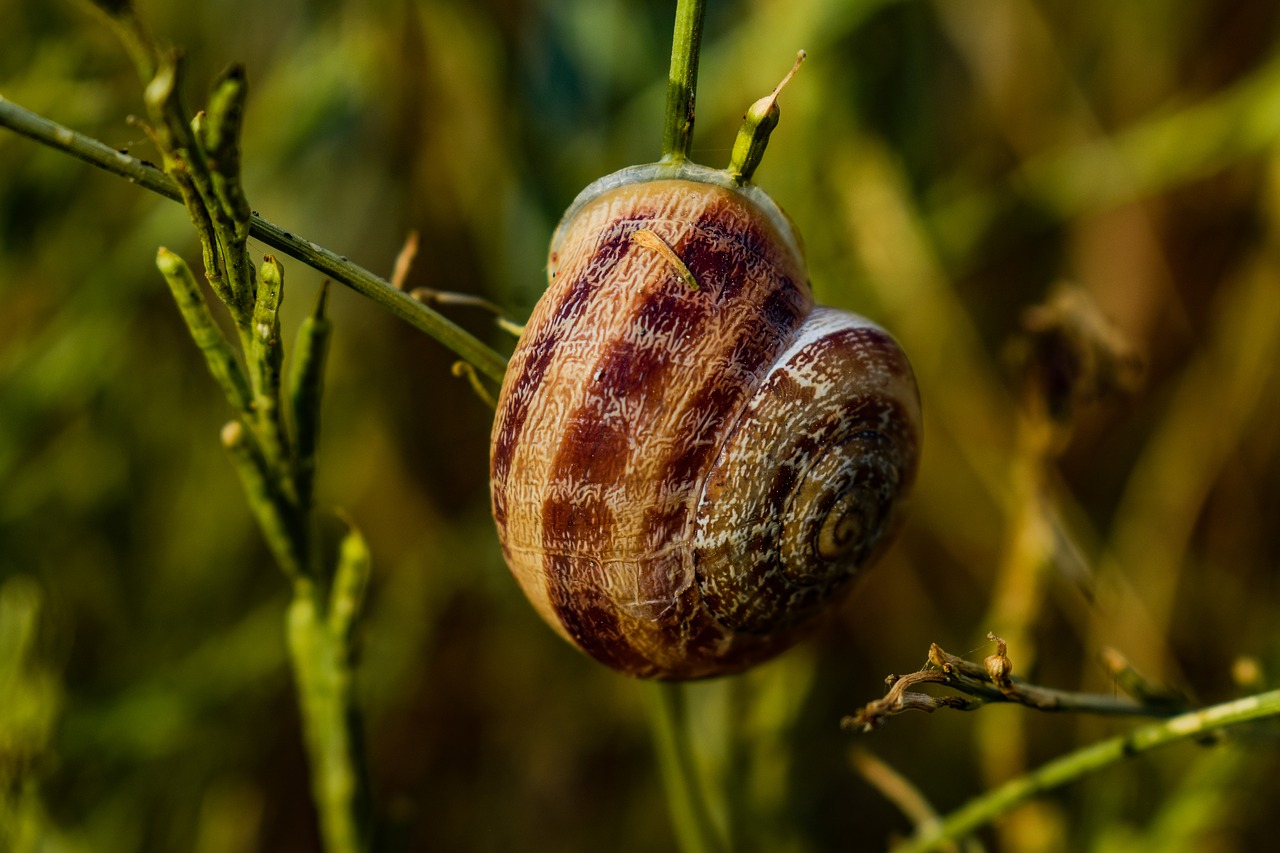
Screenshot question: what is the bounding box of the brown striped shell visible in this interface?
[490,162,921,679]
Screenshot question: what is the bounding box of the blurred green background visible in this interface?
[3,0,1280,850]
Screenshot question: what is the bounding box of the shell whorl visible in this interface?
[693,306,920,636]
[490,164,921,679]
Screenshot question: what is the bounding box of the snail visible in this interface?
[489,53,922,679]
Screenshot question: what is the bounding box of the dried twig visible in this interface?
[393,221,523,339]
[390,230,420,291]
[842,634,1186,733]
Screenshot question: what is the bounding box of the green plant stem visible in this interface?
[7,16,378,847]
[450,361,498,409]
[897,688,1280,853]
[647,682,727,853]
[287,580,367,853]
[661,0,707,161]
[0,95,509,383]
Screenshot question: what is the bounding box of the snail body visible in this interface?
[490,162,921,679]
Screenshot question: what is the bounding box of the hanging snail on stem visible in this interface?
[490,47,922,680]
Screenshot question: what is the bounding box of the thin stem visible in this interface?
[896,688,1280,853]
[409,288,525,338]
[18,17,380,847]
[851,749,978,853]
[661,0,707,162]
[646,682,727,853]
[254,212,509,382]
[287,581,367,853]
[0,96,509,383]
[450,361,498,410]
[88,0,158,87]
[0,95,182,200]
[844,639,1183,733]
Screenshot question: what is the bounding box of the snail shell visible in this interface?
[490,162,921,679]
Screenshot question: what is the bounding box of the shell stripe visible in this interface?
[529,192,811,675]
[491,220,641,528]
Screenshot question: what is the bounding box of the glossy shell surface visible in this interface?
[490,163,920,678]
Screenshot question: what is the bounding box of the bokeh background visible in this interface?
[4,0,1280,850]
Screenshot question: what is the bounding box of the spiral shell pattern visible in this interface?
[490,165,921,679]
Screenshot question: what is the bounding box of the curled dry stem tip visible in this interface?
[843,636,1186,733]
[452,361,498,409]
[409,286,524,339]
[391,230,420,290]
